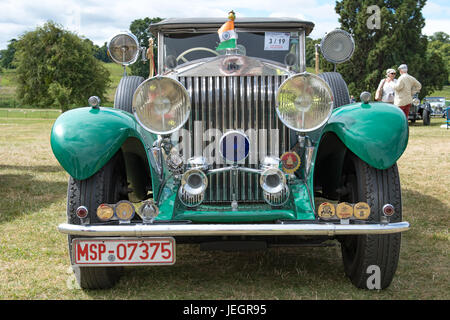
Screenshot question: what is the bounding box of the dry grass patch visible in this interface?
[0,116,448,299]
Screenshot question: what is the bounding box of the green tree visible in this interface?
[0,39,17,69]
[305,37,321,69]
[428,32,449,43]
[129,17,163,78]
[14,21,110,111]
[427,32,450,84]
[330,0,447,99]
[93,42,110,63]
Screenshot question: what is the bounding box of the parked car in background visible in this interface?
[51,16,410,290]
[410,96,432,125]
[424,97,446,116]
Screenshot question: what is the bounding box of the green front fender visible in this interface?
[50,107,156,180]
[322,102,409,169]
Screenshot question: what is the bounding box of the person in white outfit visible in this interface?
[375,68,397,103]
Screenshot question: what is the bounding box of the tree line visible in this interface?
[0,38,109,70]
[0,0,448,111]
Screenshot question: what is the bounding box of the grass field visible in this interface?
[431,85,450,99]
[0,114,448,300]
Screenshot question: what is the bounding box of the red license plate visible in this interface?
[72,238,175,266]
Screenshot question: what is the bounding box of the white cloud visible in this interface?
[0,0,340,49]
[268,3,339,38]
[423,19,450,37]
[0,0,448,49]
[422,1,450,36]
[423,1,450,17]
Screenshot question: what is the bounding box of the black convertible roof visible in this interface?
[149,17,315,36]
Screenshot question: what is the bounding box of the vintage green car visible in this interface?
[51,17,410,290]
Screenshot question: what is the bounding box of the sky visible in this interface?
[0,0,449,50]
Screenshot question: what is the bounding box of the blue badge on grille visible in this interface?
[219,131,250,163]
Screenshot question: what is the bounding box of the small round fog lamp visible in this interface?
[139,200,159,224]
[114,200,135,221]
[96,204,114,221]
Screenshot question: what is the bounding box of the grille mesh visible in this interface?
[178,76,290,203]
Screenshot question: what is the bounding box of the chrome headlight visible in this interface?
[320,29,355,64]
[107,32,140,66]
[179,169,208,207]
[181,169,208,196]
[276,73,333,132]
[133,76,191,135]
[260,168,286,194]
[260,168,289,206]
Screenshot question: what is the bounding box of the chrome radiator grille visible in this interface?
[178,75,291,203]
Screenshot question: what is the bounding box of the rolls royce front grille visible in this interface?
[178,75,291,203]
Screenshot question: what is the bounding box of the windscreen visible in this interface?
[162,31,301,73]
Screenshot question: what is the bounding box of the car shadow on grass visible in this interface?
[0,164,64,173]
[82,243,356,299]
[0,169,67,224]
[401,188,450,225]
[409,118,445,127]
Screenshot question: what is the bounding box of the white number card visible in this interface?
[264,32,290,51]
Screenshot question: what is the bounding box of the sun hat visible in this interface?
[386,68,396,75]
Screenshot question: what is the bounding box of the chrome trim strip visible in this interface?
[59,222,410,237]
[267,76,273,157]
[240,76,246,200]
[299,29,306,72]
[158,32,164,75]
[207,166,262,175]
[221,76,227,200]
[214,76,220,200]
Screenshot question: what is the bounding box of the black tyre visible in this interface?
[423,109,430,126]
[114,76,145,113]
[318,72,350,108]
[338,152,402,289]
[67,151,129,289]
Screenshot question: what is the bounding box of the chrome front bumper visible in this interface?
[58,221,410,237]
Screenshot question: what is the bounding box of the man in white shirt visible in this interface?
[392,64,422,119]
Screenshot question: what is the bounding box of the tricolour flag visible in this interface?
[216,20,237,51]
